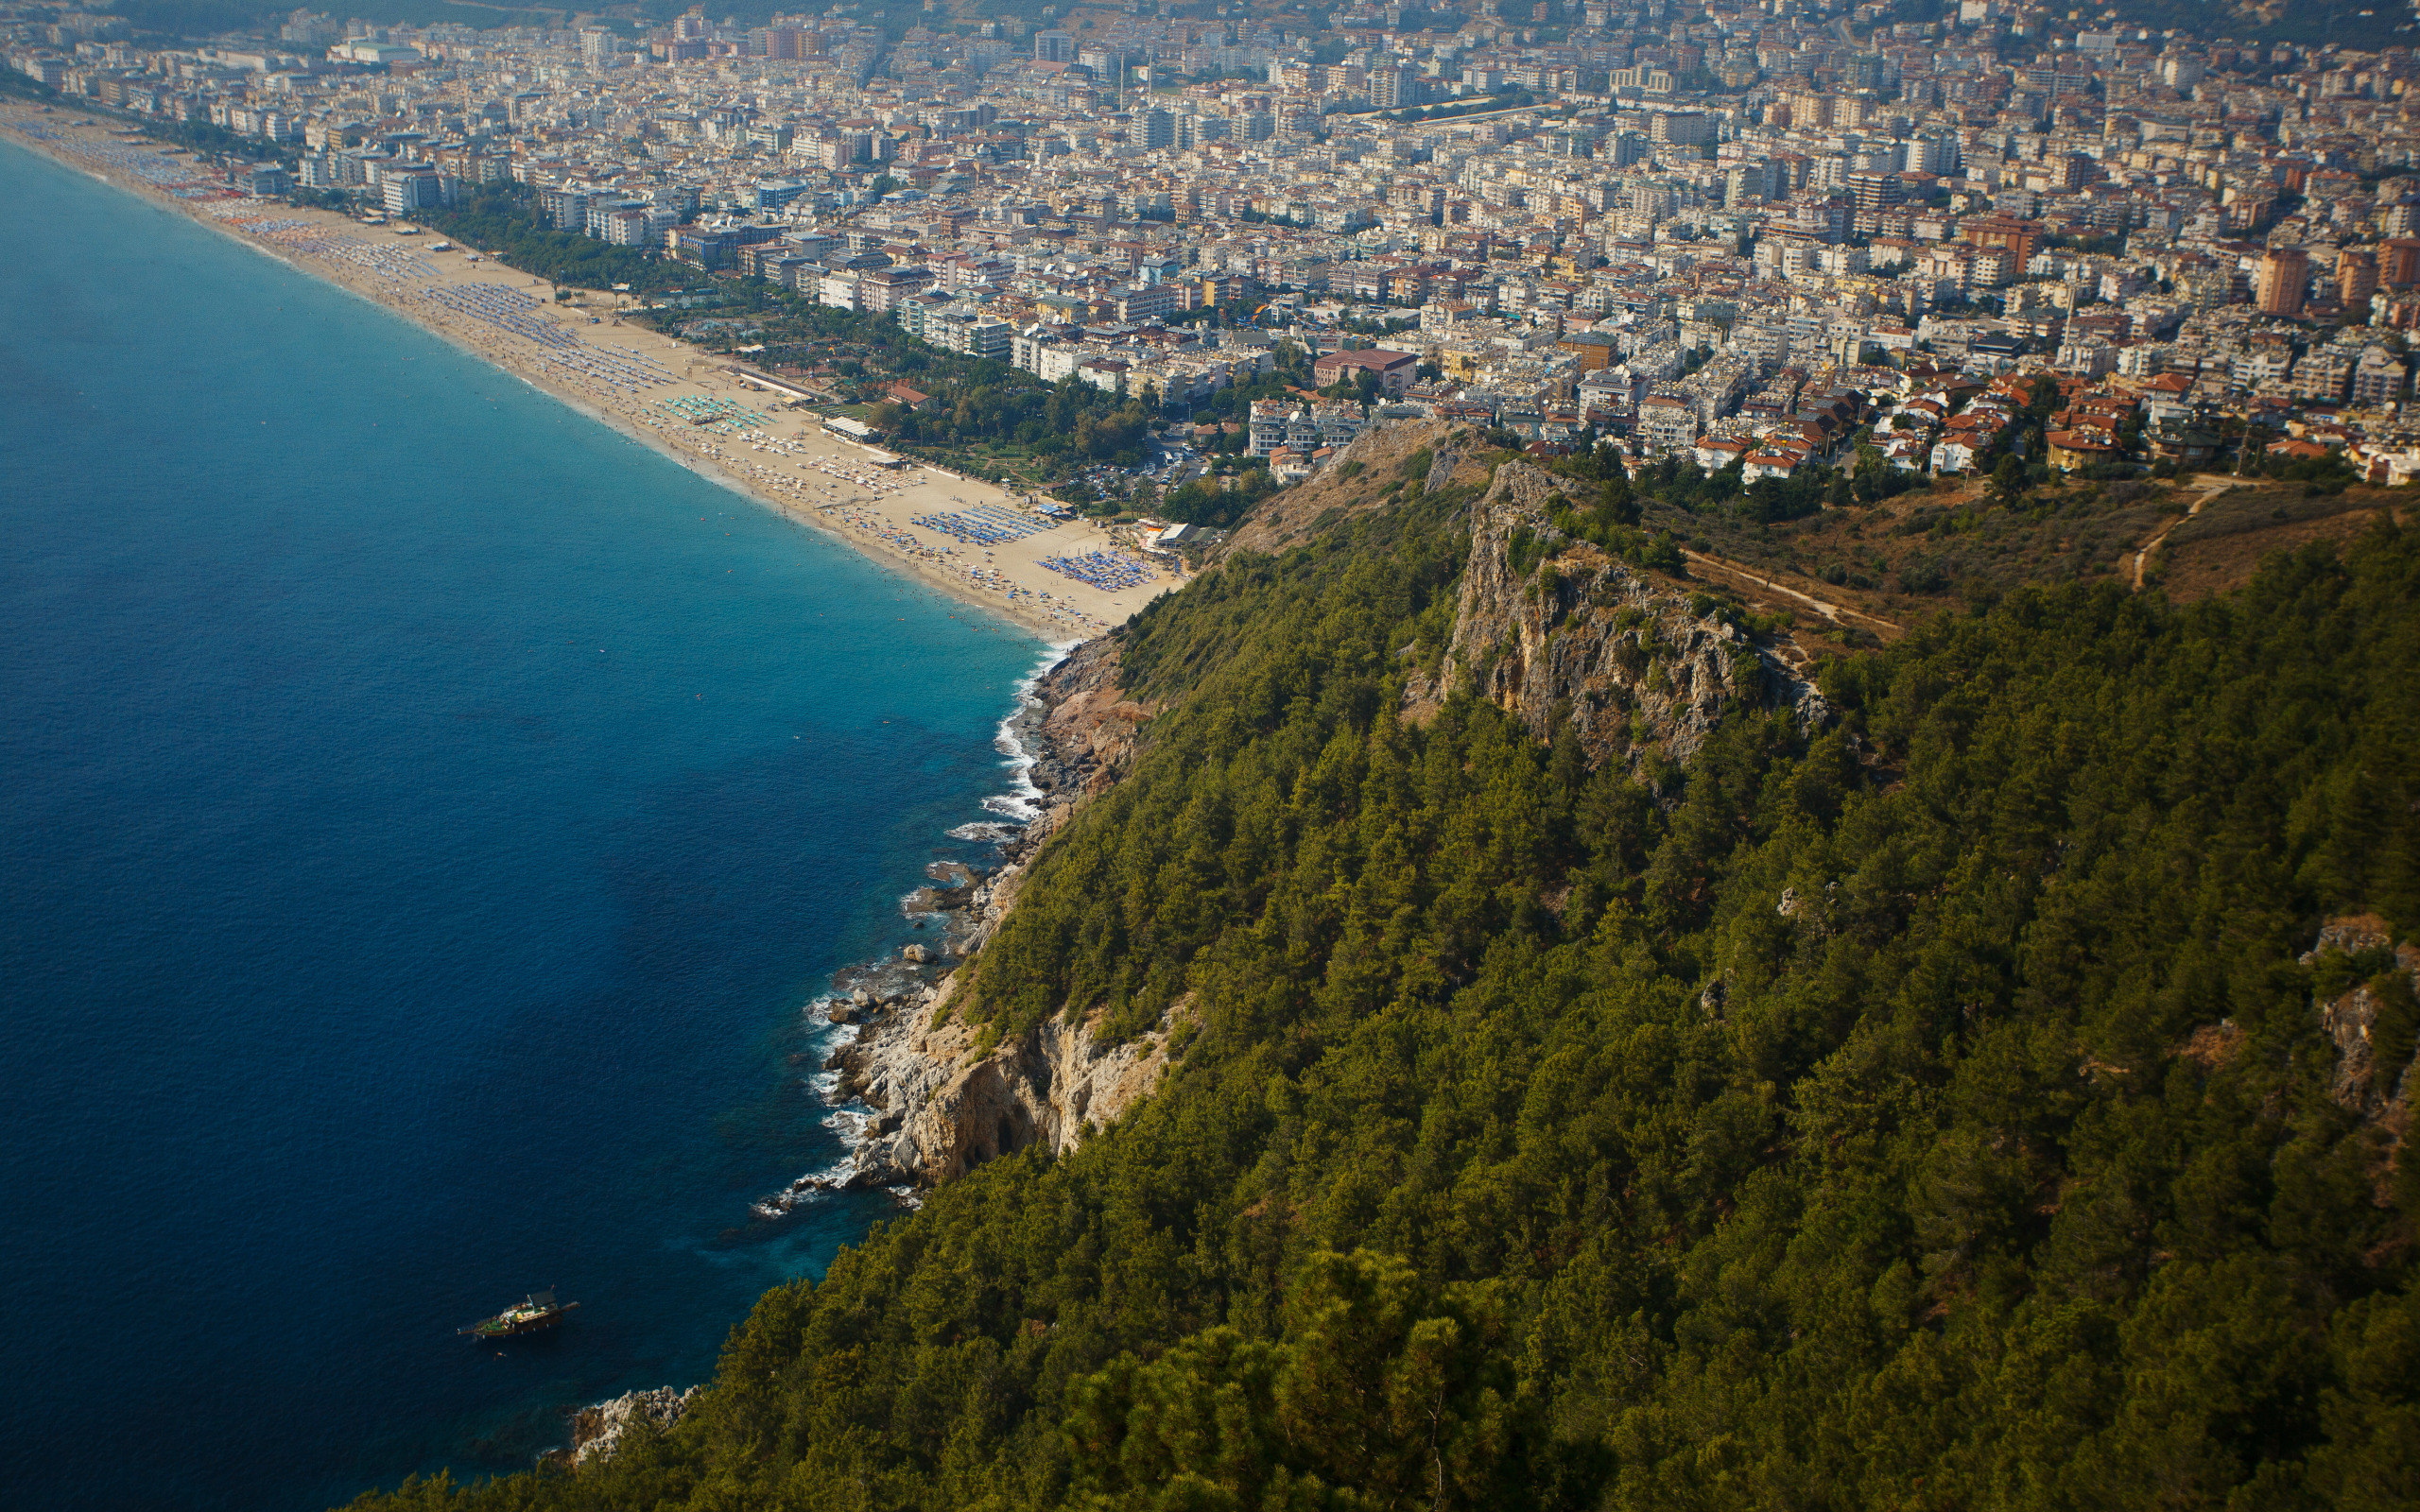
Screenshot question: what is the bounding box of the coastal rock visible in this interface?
[566,1385,697,1469]
[1025,637,1150,803]
[1435,461,1829,773]
[840,982,1193,1185]
[907,861,982,920]
[815,636,1172,1189]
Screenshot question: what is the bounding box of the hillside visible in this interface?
[350,469,2420,1511]
[1217,419,1495,558]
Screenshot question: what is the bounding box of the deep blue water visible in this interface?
[0,139,1045,1510]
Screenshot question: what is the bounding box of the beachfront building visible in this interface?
[29,0,2420,507]
[380,167,452,215]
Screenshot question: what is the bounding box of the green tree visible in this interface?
[341,518,2420,1512]
[1599,469,1636,526]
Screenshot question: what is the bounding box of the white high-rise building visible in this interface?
[1902,131,1962,176]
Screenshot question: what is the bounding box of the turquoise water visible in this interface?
[0,138,1045,1509]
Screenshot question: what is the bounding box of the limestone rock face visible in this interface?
[567,1386,698,1469]
[840,985,1190,1185]
[1434,461,1829,771]
[824,637,1179,1188]
[2304,915,2420,1126]
[831,464,1837,1192]
[1035,639,1150,800]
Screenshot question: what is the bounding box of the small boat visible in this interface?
[457,1289,579,1340]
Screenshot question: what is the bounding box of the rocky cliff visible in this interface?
[812,638,1186,1190]
[816,462,1837,1193]
[562,1386,698,1469]
[2304,915,2420,1188]
[558,644,1172,1457]
[836,978,1193,1186]
[1418,460,1830,771]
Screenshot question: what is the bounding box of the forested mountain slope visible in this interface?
[355,504,2420,1512]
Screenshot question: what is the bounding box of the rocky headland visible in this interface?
[559,1386,699,1469]
[751,635,1184,1209]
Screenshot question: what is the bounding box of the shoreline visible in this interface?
[1,109,1150,1493]
[0,106,1179,641]
[4,86,1142,1297]
[761,637,1133,1215]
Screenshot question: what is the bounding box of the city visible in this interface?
[14,0,2420,506]
[7,2,2420,1507]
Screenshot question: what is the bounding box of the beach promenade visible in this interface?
[0,105,1177,640]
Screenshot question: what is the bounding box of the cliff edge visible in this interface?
[821,638,1183,1188]
[824,460,1833,1190]
[1416,459,1830,770]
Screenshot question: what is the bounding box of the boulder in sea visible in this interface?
[902,943,929,964]
[925,860,979,889]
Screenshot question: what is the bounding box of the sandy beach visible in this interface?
[0,105,1179,640]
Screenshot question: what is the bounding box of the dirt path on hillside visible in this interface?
[1683,548,1904,636]
[2133,475,2243,590]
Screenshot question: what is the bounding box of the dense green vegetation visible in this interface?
[2241,441,2361,492]
[351,509,2420,1512]
[0,66,61,103]
[1156,467,1279,529]
[1538,438,1914,528]
[875,382,1152,467]
[420,185,687,294]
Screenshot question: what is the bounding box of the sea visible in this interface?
[0,137,1047,1510]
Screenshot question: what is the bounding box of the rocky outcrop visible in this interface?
[1027,637,1150,805]
[566,1386,697,1469]
[813,466,1834,1195]
[837,984,1193,1185]
[809,637,1184,1190]
[2305,915,2420,1125]
[1427,460,1828,771]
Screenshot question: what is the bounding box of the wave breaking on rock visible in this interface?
[752,637,1145,1215]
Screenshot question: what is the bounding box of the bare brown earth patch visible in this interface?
[1221,419,1478,557]
[2155,493,2409,602]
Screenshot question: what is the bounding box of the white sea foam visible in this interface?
[805,997,861,1040]
[984,641,1074,825]
[980,791,1037,820]
[750,1151,861,1218]
[758,644,1078,1221]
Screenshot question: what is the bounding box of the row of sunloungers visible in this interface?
[1038,550,1156,591]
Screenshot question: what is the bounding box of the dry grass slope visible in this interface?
[1220,419,1491,556]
